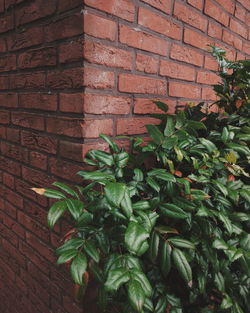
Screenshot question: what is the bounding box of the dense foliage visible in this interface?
[33,48,250,313]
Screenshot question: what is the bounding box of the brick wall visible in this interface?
[0,0,249,313]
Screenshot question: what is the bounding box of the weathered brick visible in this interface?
[202,87,217,100]
[216,0,235,14]
[58,0,82,11]
[235,4,247,23]
[9,72,46,89]
[204,0,229,26]
[59,93,84,113]
[84,93,131,114]
[134,98,176,114]
[84,0,135,21]
[15,0,56,25]
[160,60,196,81]
[0,94,17,108]
[59,141,84,162]
[46,116,83,138]
[119,24,169,56]
[187,0,203,10]
[49,157,83,182]
[45,14,83,42]
[11,112,45,131]
[208,22,223,39]
[84,12,116,41]
[197,70,220,85]
[59,39,83,63]
[170,44,204,67]
[204,56,219,71]
[3,172,15,189]
[18,47,57,69]
[0,54,16,72]
[222,30,243,50]
[84,41,133,70]
[174,2,208,32]
[19,93,57,111]
[119,74,167,95]
[139,7,182,40]
[141,0,171,14]
[47,68,83,89]
[169,82,201,99]
[1,141,29,163]
[0,110,10,124]
[6,128,20,143]
[21,130,58,154]
[22,166,54,186]
[136,54,158,74]
[82,119,113,138]
[184,28,214,50]
[0,14,14,33]
[117,117,159,135]
[230,18,248,39]
[84,67,115,89]
[30,151,48,170]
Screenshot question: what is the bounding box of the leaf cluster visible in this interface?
[33,49,250,313]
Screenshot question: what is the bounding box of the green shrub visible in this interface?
[33,48,250,313]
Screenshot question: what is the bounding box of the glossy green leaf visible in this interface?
[52,182,79,199]
[88,150,114,166]
[161,241,172,277]
[47,201,66,229]
[148,231,160,263]
[164,115,175,136]
[173,248,192,287]
[125,222,149,255]
[57,250,78,265]
[77,170,115,182]
[160,204,188,219]
[146,125,164,144]
[168,238,195,249]
[70,252,87,285]
[132,201,151,210]
[115,152,129,168]
[105,182,126,207]
[66,199,84,220]
[153,100,168,112]
[83,240,100,263]
[154,295,168,313]
[76,212,93,227]
[146,176,160,192]
[56,238,84,255]
[130,269,152,297]
[199,138,217,153]
[43,188,66,199]
[99,134,119,152]
[104,268,130,291]
[133,169,144,182]
[121,189,133,219]
[128,279,145,313]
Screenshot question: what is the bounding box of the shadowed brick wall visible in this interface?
[0,0,249,313]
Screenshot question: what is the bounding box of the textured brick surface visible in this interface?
[0,1,249,313]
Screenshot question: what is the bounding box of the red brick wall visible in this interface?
[0,0,249,313]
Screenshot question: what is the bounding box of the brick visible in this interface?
[3,173,15,189]
[59,39,83,63]
[84,67,115,89]
[60,93,84,113]
[204,56,219,71]
[3,239,26,268]
[0,38,6,53]
[4,200,17,219]
[0,75,9,90]
[5,0,29,9]
[139,7,182,40]
[0,110,10,124]
[19,93,57,111]
[3,184,23,206]
[84,12,116,41]
[208,22,223,39]
[6,128,20,143]
[2,212,25,240]
[117,117,159,135]
[1,142,29,163]
[141,0,171,14]
[59,141,84,162]
[170,44,204,67]
[11,112,45,131]
[45,14,83,42]
[169,82,201,99]
[242,42,250,55]
[84,94,131,114]
[119,24,169,56]
[216,0,235,14]
[22,166,54,186]
[22,199,47,226]
[84,41,132,70]
[0,55,16,72]
[197,70,220,84]
[46,117,83,138]
[84,0,135,21]
[204,0,229,26]
[187,0,203,10]
[47,68,83,89]
[9,72,46,89]
[49,157,83,182]
[16,0,56,25]
[136,54,158,74]
[134,98,176,114]
[237,0,250,9]
[222,30,242,50]
[82,119,113,138]
[30,151,48,170]
[174,2,207,32]
[119,74,166,95]
[236,52,245,61]
[7,26,44,51]
[235,4,247,22]
[21,130,58,154]
[160,60,196,81]
[58,0,82,11]
[184,28,214,50]
[17,211,50,243]
[0,93,18,108]
[18,47,57,69]
[202,87,217,100]
[15,178,48,207]
[0,126,6,139]
[0,14,14,33]
[230,18,248,39]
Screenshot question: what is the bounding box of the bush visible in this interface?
[33,48,250,313]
